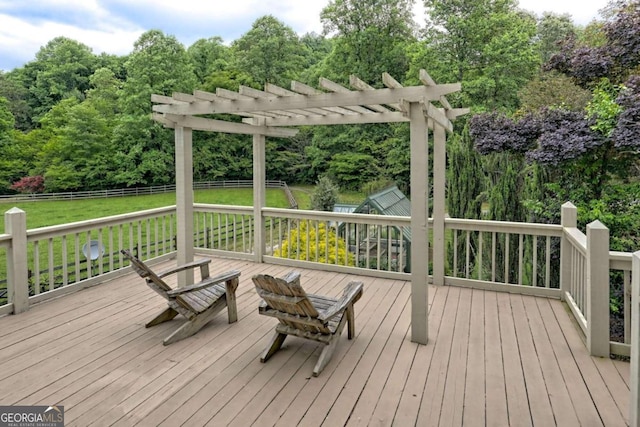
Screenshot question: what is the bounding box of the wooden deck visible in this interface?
[0,257,630,426]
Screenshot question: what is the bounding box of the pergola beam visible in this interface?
[153,84,461,116]
[424,103,453,133]
[244,111,408,127]
[155,113,298,137]
[319,77,385,114]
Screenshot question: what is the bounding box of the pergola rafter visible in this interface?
[151,70,468,345]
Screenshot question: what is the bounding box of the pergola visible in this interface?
[151,70,468,344]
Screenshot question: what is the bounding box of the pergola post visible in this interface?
[432,124,446,286]
[175,126,194,287]
[409,102,429,344]
[253,128,266,262]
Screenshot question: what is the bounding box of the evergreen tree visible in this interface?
[311,176,339,211]
[446,124,485,275]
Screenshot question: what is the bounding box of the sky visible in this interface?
[0,0,611,72]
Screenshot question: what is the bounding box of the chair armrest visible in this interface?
[166,270,241,296]
[318,281,363,323]
[157,258,211,279]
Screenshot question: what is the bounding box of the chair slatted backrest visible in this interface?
[121,249,172,299]
[253,272,320,318]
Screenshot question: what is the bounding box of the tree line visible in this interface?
[0,0,638,254]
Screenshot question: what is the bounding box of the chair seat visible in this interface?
[175,283,226,313]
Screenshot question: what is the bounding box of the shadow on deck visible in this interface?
[0,256,630,426]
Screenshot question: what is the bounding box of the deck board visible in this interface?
[461,288,485,427]
[0,256,630,426]
[483,290,509,427]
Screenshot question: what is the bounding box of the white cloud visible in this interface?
[0,0,611,72]
[518,0,608,25]
[0,13,143,70]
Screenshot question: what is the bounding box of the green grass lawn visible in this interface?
[289,185,366,210]
[0,188,290,230]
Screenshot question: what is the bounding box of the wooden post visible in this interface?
[560,202,577,300]
[409,102,429,345]
[253,124,266,262]
[432,124,446,286]
[630,251,640,427]
[175,126,194,287]
[586,220,609,357]
[5,207,29,313]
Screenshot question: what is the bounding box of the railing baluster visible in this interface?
[545,236,551,288]
[241,214,244,252]
[571,246,577,306]
[74,233,80,282]
[345,223,350,267]
[625,270,631,344]
[47,238,54,291]
[387,225,392,272]
[324,220,329,262]
[399,226,404,273]
[85,232,92,279]
[225,215,230,250]
[478,231,483,281]
[33,241,40,294]
[533,235,538,287]
[217,213,222,249]
[376,225,382,270]
[465,230,470,278]
[335,223,340,265]
[98,229,104,275]
[62,235,68,287]
[315,221,320,263]
[118,225,124,267]
[491,232,496,282]
[305,219,310,261]
[505,233,510,284]
[518,234,524,285]
[453,230,458,277]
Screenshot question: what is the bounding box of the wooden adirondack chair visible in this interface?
[252,271,363,376]
[121,249,241,345]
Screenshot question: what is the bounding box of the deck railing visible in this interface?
[192,206,412,279]
[0,206,178,315]
[1,202,636,359]
[443,218,563,298]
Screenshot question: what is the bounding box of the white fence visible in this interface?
[0,180,298,208]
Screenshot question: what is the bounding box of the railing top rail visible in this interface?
[445,217,563,236]
[565,227,588,255]
[193,204,253,214]
[0,233,10,245]
[610,250,633,271]
[26,206,177,239]
[262,207,411,226]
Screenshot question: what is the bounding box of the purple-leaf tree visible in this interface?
[612,75,640,149]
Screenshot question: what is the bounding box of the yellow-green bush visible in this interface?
[275,220,355,266]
